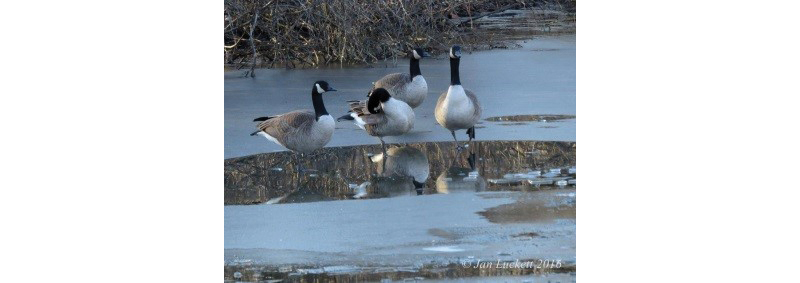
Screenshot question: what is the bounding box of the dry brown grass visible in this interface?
[224,0,574,73]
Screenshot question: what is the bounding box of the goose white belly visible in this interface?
[435,85,477,130]
[296,114,335,153]
[406,160,429,183]
[261,115,335,154]
[372,147,429,182]
[378,98,415,136]
[382,160,429,183]
[401,76,427,108]
[257,131,285,148]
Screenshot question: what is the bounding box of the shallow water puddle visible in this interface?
[225,140,576,205]
[498,122,530,126]
[225,190,576,281]
[428,228,460,240]
[478,189,576,224]
[423,246,466,253]
[484,114,576,122]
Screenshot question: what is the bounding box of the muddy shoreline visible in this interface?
[224,260,576,282]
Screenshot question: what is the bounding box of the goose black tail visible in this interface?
[253,116,273,122]
[337,113,354,122]
[466,127,476,139]
[250,131,261,136]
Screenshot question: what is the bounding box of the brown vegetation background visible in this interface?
[224,0,576,72]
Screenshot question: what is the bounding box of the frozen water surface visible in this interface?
[225,35,575,158]
[224,35,576,281]
[225,189,576,267]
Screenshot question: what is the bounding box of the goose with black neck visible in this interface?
[435,45,482,151]
[338,88,415,167]
[250,80,338,180]
[371,48,430,108]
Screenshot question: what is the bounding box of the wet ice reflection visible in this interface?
[435,166,487,194]
[224,140,576,205]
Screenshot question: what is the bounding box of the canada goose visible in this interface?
[250,80,337,175]
[436,153,485,194]
[371,48,430,108]
[371,146,430,194]
[371,177,421,198]
[435,46,482,151]
[337,88,415,164]
[435,167,487,194]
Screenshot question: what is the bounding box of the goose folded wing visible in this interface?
[347,100,383,125]
[257,110,315,135]
[373,73,409,90]
[466,89,482,118]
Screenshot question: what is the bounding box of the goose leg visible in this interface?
[468,152,476,171]
[449,154,460,168]
[298,153,308,188]
[466,126,476,152]
[379,137,388,169]
[293,153,300,189]
[298,153,306,173]
[467,127,476,142]
[450,131,465,152]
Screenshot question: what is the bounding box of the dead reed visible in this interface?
[224,0,574,75]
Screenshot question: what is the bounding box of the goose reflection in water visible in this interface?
[267,186,334,204]
[369,146,430,197]
[436,152,487,194]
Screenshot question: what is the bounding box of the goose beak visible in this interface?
[422,51,431,57]
[327,88,337,92]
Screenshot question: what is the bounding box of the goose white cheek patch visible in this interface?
[315,84,324,93]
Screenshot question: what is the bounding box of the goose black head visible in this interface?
[367,88,391,114]
[313,80,337,94]
[449,45,462,59]
[411,48,430,60]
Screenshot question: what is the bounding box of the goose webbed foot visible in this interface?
[450,131,466,151]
